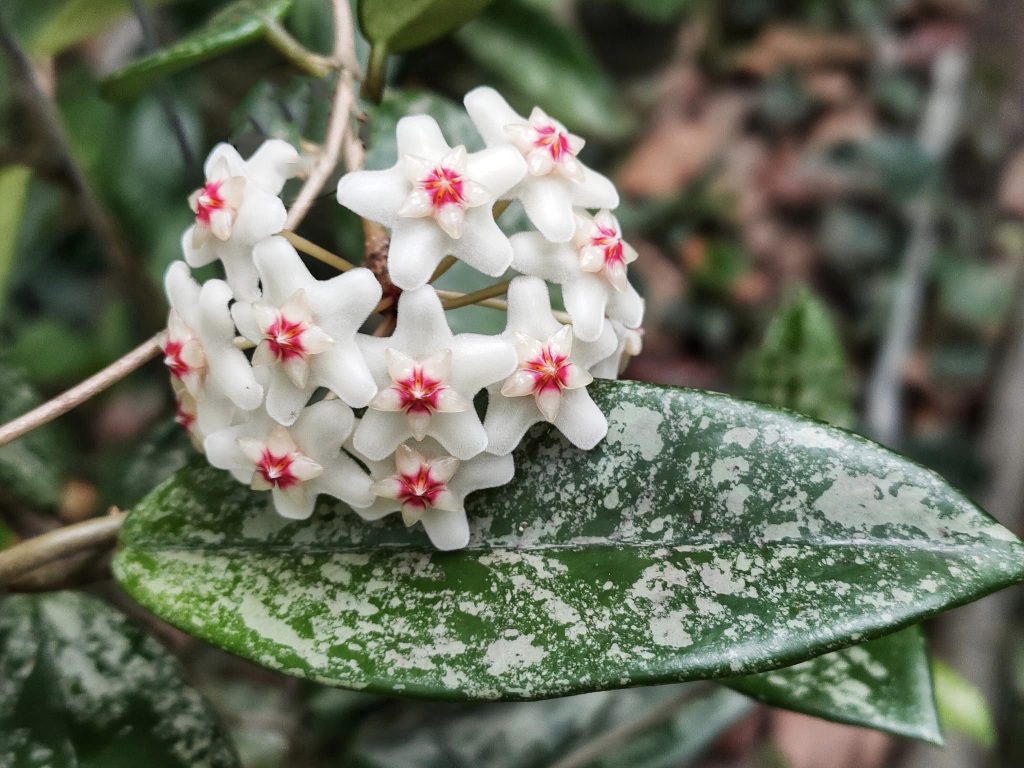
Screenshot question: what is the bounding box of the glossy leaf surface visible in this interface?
[456,0,632,139]
[728,628,940,742]
[101,0,294,100]
[115,380,1024,700]
[358,0,493,53]
[0,591,239,767]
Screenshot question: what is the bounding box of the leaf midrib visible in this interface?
[117,536,1023,559]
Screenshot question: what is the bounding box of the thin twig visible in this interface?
[0,335,161,448]
[440,281,510,310]
[429,255,457,283]
[281,230,356,271]
[0,511,125,588]
[284,0,359,229]
[865,47,968,446]
[262,15,338,78]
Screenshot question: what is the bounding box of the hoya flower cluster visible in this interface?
[161,87,644,550]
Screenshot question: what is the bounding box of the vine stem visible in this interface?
[0,335,161,449]
[0,511,125,588]
[284,0,360,230]
[440,281,510,310]
[282,230,356,271]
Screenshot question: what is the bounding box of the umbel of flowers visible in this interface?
[161,87,644,550]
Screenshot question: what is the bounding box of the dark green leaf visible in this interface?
[345,684,750,768]
[358,0,493,52]
[0,358,67,509]
[738,287,854,428]
[114,379,1024,700]
[100,0,294,100]
[29,0,175,57]
[0,591,239,767]
[728,628,941,743]
[933,660,996,748]
[0,165,32,312]
[456,0,633,139]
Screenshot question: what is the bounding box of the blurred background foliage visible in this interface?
[2,0,1024,766]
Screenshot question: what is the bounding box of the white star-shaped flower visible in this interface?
[484,277,616,455]
[464,87,619,242]
[232,236,381,426]
[354,286,516,460]
[204,399,373,519]
[591,320,644,380]
[182,140,299,300]
[171,377,241,452]
[510,209,644,343]
[353,440,514,551]
[336,115,527,290]
[161,261,263,411]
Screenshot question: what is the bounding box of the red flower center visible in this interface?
[255,449,301,490]
[397,465,449,510]
[162,339,192,380]
[522,345,572,394]
[533,123,573,161]
[174,397,195,431]
[264,315,311,361]
[422,166,465,208]
[194,181,225,225]
[392,367,447,414]
[591,225,625,268]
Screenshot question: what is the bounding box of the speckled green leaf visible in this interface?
[345,684,751,768]
[100,0,294,100]
[114,380,1024,700]
[0,357,67,509]
[731,288,940,742]
[728,628,940,742]
[739,286,853,428]
[0,591,239,767]
[455,0,632,139]
[358,0,493,53]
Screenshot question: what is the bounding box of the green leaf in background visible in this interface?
[456,0,633,139]
[0,358,67,509]
[358,0,494,53]
[729,628,941,742]
[0,520,14,550]
[100,0,294,100]
[115,379,1024,699]
[345,684,751,768]
[612,0,697,23]
[738,286,854,428]
[29,0,173,57]
[933,659,996,748]
[0,591,240,767]
[0,164,32,312]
